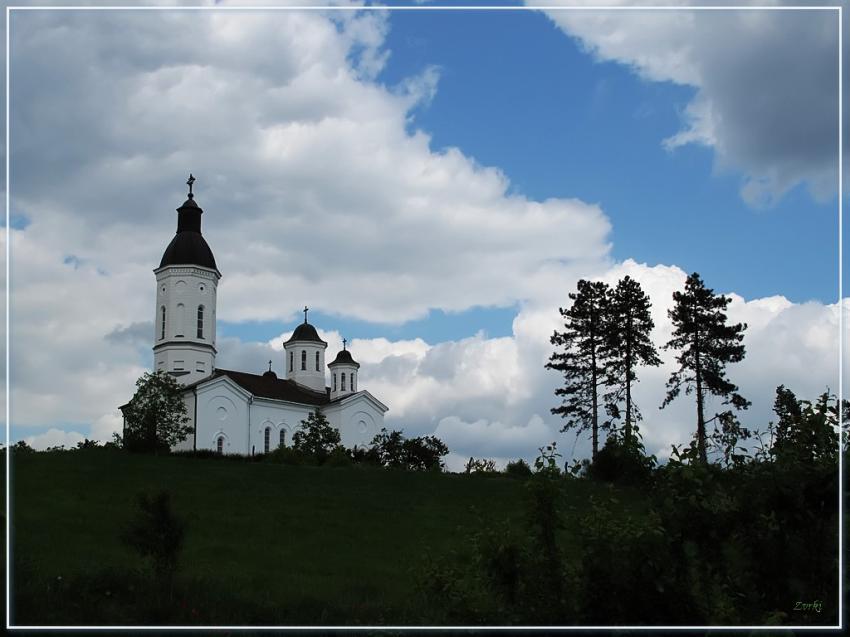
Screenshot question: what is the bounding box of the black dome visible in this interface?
[285,322,327,344]
[158,190,218,271]
[159,231,217,270]
[329,348,360,368]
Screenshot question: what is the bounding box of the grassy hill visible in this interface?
[10,447,640,626]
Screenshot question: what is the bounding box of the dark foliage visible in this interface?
[123,371,192,453]
[604,276,661,446]
[547,279,612,460]
[585,432,656,485]
[504,458,533,478]
[121,490,185,587]
[662,272,750,463]
[291,409,341,463]
[369,428,449,471]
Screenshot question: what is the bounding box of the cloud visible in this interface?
[24,428,87,451]
[532,0,840,207]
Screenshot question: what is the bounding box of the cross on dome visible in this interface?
[342,338,347,351]
[268,360,272,372]
[303,305,309,323]
[186,173,196,199]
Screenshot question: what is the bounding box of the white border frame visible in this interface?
[4,2,844,632]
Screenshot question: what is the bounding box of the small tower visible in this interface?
[153,175,221,384]
[328,338,360,400]
[283,307,328,393]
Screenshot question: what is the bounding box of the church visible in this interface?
[125,176,388,455]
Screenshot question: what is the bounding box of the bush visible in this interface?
[325,445,353,467]
[264,446,308,465]
[464,457,497,474]
[585,435,655,485]
[121,490,185,590]
[504,459,532,478]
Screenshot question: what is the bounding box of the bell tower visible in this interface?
[153,175,221,384]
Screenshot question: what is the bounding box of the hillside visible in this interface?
[10,448,635,626]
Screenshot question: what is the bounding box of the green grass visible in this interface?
[11,448,641,625]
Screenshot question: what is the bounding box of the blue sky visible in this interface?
[225,6,840,348]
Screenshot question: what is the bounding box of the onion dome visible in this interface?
[262,360,277,379]
[284,306,327,344]
[329,339,360,368]
[159,174,218,271]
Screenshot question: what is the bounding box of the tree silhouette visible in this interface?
[604,276,661,447]
[546,279,611,460]
[661,273,749,463]
[122,371,191,453]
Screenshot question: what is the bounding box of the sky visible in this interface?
[4,0,847,470]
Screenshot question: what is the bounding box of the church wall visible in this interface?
[248,399,313,455]
[325,397,383,449]
[195,381,250,455]
[172,391,197,453]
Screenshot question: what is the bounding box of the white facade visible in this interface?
[174,375,388,455]
[153,264,219,385]
[142,178,388,455]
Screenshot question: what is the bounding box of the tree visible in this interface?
[770,386,839,465]
[121,490,185,591]
[604,276,661,447]
[661,273,749,464]
[403,435,449,471]
[123,371,191,453]
[370,428,406,467]
[546,279,611,460]
[292,409,341,462]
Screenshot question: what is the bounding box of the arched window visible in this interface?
[289,351,293,372]
[176,303,185,336]
[264,427,271,453]
[315,351,320,371]
[197,305,204,339]
[333,373,337,392]
[279,429,286,448]
[216,436,224,454]
[341,373,346,392]
[301,350,306,371]
[160,306,166,340]
[351,372,356,392]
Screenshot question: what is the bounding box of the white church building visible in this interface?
[124,176,388,455]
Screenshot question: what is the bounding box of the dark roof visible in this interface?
[158,197,218,271]
[190,368,330,406]
[329,348,360,368]
[284,322,327,345]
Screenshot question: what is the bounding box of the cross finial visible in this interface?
[268,360,272,372]
[303,305,309,323]
[342,338,347,351]
[186,173,196,199]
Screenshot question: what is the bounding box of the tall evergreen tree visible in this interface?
[661,272,749,463]
[604,276,661,447]
[546,279,611,460]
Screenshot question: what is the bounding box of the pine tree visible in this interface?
[661,272,749,463]
[546,279,611,460]
[604,276,661,447]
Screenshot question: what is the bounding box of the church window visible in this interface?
[341,373,346,392]
[315,351,320,371]
[351,373,356,392]
[333,373,337,392]
[301,350,306,371]
[196,361,205,373]
[289,351,293,372]
[176,304,184,336]
[160,306,166,339]
[197,305,204,339]
[264,427,271,453]
[279,429,286,448]
[216,436,224,454]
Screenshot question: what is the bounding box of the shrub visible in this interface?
[504,459,532,478]
[292,409,341,463]
[585,435,655,485]
[121,490,185,590]
[325,445,353,467]
[464,457,497,474]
